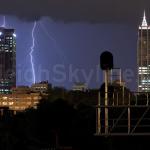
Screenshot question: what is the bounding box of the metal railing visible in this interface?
[96,92,150,136]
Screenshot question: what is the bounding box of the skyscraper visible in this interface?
[0,27,16,94]
[138,12,150,92]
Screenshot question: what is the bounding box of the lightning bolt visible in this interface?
[39,21,67,64]
[30,21,37,84]
[1,16,6,27]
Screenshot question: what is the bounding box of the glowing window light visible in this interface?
[2,96,7,100]
[9,102,14,105]
[13,33,16,37]
[2,102,7,105]
[139,67,147,69]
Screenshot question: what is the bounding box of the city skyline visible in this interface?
[0,15,137,91]
[0,1,149,149]
[1,10,150,91]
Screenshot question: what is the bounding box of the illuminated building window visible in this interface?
[2,102,7,105]
[9,102,14,105]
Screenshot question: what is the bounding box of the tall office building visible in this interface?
[0,27,16,94]
[138,12,150,92]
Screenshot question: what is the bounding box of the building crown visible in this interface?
[142,11,148,27]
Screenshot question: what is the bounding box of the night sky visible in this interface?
[0,0,149,91]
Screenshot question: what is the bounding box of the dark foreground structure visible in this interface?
[0,94,149,150]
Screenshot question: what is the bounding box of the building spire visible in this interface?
[142,10,148,26]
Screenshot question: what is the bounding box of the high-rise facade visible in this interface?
[0,27,16,94]
[137,12,150,92]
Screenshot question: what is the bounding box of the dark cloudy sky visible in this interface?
[1,0,149,91]
[0,0,149,23]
